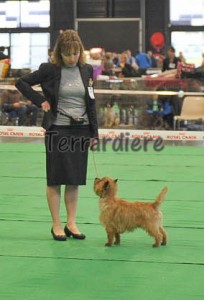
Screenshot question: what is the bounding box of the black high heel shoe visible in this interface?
[51,228,67,241]
[64,226,86,240]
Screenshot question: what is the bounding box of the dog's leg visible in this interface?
[107,121,111,128]
[152,232,163,247]
[105,227,115,247]
[147,227,163,247]
[114,233,121,245]
[159,226,167,246]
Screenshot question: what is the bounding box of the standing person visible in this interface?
[15,30,98,241]
[162,46,180,72]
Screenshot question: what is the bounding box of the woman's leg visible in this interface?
[64,185,81,234]
[47,185,65,235]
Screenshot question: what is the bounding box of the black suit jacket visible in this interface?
[15,62,98,138]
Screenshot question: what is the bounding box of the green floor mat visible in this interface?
[0,142,204,299]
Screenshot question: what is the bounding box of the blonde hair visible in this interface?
[120,53,128,63]
[52,30,86,66]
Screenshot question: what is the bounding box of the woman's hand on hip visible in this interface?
[41,100,50,112]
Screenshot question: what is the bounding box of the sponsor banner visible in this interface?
[0,126,45,137]
[99,129,204,141]
[0,126,204,141]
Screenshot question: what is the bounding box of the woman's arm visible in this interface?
[15,63,52,108]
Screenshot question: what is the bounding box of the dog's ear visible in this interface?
[114,179,118,183]
[103,180,109,190]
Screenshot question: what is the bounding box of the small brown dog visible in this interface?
[94,177,168,247]
[104,104,120,128]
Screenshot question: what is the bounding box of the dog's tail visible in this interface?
[153,187,168,207]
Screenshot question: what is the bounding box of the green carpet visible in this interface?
[0,143,204,300]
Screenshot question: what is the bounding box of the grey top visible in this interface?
[53,66,89,125]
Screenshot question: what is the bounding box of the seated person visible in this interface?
[0,89,38,126]
[124,50,139,70]
[102,60,115,76]
[162,46,180,72]
[147,50,158,68]
[146,94,173,129]
[135,52,152,69]
[119,53,139,77]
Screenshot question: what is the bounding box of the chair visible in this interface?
[173,96,204,130]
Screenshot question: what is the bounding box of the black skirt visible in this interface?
[45,125,90,186]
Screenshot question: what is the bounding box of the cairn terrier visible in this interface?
[94,177,168,247]
[104,104,120,128]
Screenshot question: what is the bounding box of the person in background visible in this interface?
[178,51,186,63]
[124,50,139,70]
[88,48,103,80]
[146,92,173,129]
[135,51,151,69]
[147,50,158,68]
[15,30,98,241]
[0,46,8,60]
[0,89,38,126]
[119,52,138,77]
[162,46,181,72]
[102,52,114,76]
[112,52,120,67]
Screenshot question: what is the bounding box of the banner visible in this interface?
[0,126,204,141]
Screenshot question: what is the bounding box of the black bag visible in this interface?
[57,110,86,125]
[69,116,85,125]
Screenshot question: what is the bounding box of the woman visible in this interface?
[119,53,138,77]
[162,46,180,72]
[15,30,98,241]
